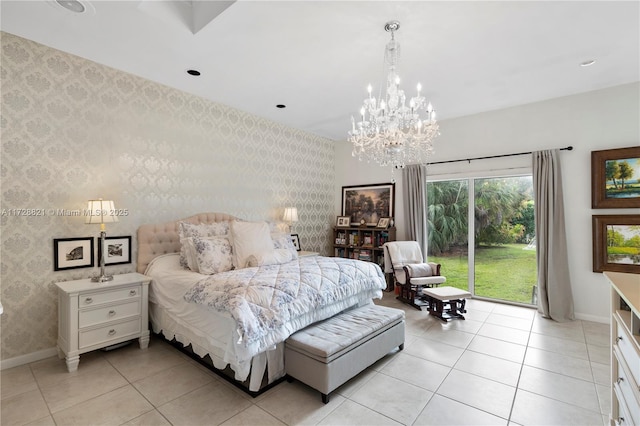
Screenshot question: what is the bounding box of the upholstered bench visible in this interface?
[422,286,472,321]
[285,304,405,403]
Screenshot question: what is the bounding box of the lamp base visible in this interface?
[91,274,114,283]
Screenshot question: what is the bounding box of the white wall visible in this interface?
[336,82,640,323]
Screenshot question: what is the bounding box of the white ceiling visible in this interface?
[2,1,639,142]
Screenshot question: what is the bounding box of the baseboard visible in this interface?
[1,347,58,370]
[574,312,609,324]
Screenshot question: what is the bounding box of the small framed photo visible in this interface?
[376,217,391,229]
[290,234,301,251]
[98,236,132,265]
[591,146,640,209]
[336,216,351,227]
[53,237,94,271]
[592,215,640,273]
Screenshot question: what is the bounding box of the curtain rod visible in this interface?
[425,146,573,166]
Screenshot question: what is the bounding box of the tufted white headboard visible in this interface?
[136,212,239,274]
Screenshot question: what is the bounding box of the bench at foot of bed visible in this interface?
[284,304,405,403]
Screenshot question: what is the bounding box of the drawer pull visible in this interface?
[618,377,625,384]
[129,290,137,296]
[108,310,116,316]
[617,336,623,343]
[84,297,93,304]
[108,329,116,336]
[619,417,625,424]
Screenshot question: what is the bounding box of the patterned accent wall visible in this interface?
[0,32,336,360]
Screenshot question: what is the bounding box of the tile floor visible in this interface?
[1,294,610,425]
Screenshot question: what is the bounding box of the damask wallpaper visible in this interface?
[0,32,336,361]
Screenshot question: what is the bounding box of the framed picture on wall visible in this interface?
[342,183,395,226]
[53,237,94,271]
[98,236,132,265]
[592,215,640,273]
[591,146,640,208]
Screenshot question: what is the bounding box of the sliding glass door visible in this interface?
[427,175,537,305]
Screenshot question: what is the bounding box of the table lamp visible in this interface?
[86,198,118,282]
[282,207,298,233]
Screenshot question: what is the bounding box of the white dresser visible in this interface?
[607,271,640,425]
[56,272,151,372]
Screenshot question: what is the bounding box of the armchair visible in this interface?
[383,241,446,310]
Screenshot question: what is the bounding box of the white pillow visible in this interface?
[271,232,299,260]
[246,249,295,267]
[188,236,233,275]
[178,221,230,268]
[230,221,274,269]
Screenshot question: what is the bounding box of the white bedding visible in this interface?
[145,253,383,391]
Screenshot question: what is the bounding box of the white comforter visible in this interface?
[183,256,386,367]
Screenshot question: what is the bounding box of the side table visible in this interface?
[55,272,151,372]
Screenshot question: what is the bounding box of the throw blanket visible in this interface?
[184,256,386,364]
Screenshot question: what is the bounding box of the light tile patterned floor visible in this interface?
[1,294,610,425]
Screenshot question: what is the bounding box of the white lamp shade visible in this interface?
[283,207,298,223]
[85,199,118,224]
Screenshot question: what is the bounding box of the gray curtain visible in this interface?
[532,149,574,321]
[402,164,428,256]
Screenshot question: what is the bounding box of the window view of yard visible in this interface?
[427,176,537,305]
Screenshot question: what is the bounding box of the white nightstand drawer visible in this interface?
[78,286,141,308]
[79,318,141,349]
[79,300,140,328]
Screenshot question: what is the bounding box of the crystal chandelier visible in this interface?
[349,21,439,175]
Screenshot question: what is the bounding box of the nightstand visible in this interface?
[298,251,319,257]
[55,272,151,372]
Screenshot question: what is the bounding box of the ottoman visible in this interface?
[422,286,472,321]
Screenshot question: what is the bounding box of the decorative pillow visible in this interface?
[271,232,299,260]
[178,221,230,268]
[246,249,295,267]
[404,263,434,278]
[188,236,233,275]
[230,221,274,269]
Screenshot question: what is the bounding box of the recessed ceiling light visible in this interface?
[187,69,201,76]
[55,0,85,13]
[276,104,286,109]
[580,59,596,67]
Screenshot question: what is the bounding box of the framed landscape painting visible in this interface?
[592,146,640,208]
[592,215,640,273]
[342,183,395,226]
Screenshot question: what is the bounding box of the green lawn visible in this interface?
[429,244,537,304]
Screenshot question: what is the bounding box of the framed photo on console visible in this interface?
[336,216,351,227]
[290,234,301,251]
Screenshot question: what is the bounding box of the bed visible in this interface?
[137,212,387,394]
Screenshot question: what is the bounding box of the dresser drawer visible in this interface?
[616,316,640,386]
[615,381,638,426]
[79,318,141,349]
[78,286,141,308]
[615,350,640,425]
[79,300,140,328]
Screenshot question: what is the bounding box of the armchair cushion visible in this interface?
[404,263,446,286]
[404,263,435,278]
